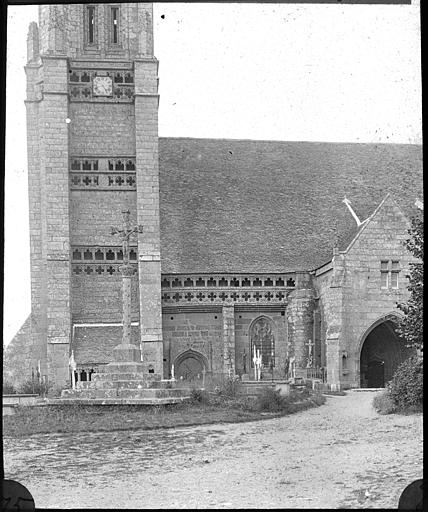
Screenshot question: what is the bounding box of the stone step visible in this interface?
[61,388,190,400]
[49,397,191,406]
[349,388,383,392]
[92,372,161,382]
[77,380,183,391]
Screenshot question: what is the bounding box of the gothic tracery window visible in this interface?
[250,317,275,367]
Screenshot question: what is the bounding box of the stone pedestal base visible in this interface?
[241,373,250,381]
[59,341,185,403]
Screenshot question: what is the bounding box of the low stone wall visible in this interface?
[2,394,41,416]
[3,394,39,406]
[236,381,290,398]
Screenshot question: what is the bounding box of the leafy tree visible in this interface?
[397,213,423,352]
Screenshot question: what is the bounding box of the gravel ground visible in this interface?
[4,391,423,509]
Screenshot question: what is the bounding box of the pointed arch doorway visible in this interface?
[359,317,413,388]
[174,349,208,382]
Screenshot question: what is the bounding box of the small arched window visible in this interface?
[86,6,96,45]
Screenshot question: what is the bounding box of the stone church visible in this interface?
[11,3,422,392]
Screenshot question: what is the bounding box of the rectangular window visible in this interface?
[87,6,95,44]
[380,260,389,288]
[380,260,400,289]
[111,7,119,44]
[380,271,389,288]
[391,272,399,288]
[391,260,400,288]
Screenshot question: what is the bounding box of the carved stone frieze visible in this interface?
[69,68,134,102]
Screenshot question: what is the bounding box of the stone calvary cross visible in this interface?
[305,339,315,368]
[111,210,143,348]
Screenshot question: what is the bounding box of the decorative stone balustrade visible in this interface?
[160,273,297,307]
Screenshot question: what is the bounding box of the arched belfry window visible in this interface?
[250,317,275,367]
[111,6,119,44]
[86,5,96,45]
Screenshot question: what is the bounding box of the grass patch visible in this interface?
[3,388,326,438]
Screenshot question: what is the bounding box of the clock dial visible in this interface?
[93,76,113,96]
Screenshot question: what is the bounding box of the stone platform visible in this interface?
[60,343,192,405]
[236,379,291,397]
[49,396,190,406]
[60,376,191,405]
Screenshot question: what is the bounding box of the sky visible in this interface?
[3,1,422,345]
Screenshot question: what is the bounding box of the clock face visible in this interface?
[93,76,113,96]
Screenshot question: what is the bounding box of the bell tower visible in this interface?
[25,3,163,389]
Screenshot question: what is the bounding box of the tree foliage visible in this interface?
[397,214,423,351]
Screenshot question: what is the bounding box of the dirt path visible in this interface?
[4,391,423,509]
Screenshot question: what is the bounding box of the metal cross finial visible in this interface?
[111,210,143,264]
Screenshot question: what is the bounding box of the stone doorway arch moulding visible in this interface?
[173,349,210,380]
[355,311,404,358]
[357,311,405,388]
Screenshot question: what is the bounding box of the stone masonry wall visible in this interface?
[340,197,415,387]
[72,273,139,324]
[135,56,163,374]
[26,3,156,389]
[162,311,223,378]
[287,289,315,368]
[39,55,72,387]
[314,261,343,387]
[38,4,154,61]
[314,196,415,389]
[69,103,136,156]
[234,310,288,378]
[70,191,137,246]
[26,55,48,379]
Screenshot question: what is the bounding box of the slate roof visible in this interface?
[158,138,422,273]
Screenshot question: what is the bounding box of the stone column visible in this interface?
[134,44,163,375]
[223,305,236,376]
[287,289,315,369]
[121,264,133,345]
[326,337,341,390]
[111,264,141,363]
[39,53,72,389]
[26,24,47,381]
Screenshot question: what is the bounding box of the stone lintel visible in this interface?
[139,255,161,261]
[140,335,163,343]
[42,91,69,96]
[40,53,68,61]
[134,93,159,98]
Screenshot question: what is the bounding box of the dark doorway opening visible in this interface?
[176,354,204,381]
[360,319,412,388]
[366,360,385,388]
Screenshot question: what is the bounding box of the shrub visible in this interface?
[372,390,397,415]
[221,376,240,398]
[190,388,211,405]
[3,381,18,394]
[387,356,423,410]
[255,387,286,412]
[19,379,50,396]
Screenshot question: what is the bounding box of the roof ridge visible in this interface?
[158,136,422,147]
